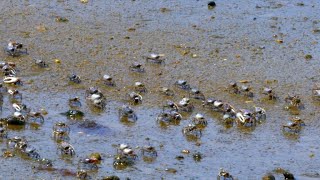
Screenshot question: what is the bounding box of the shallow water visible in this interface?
[0,0,320,179]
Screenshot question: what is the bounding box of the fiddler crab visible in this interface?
[114,144,137,169]
[5,41,28,57]
[236,107,266,127]
[189,88,205,100]
[127,91,143,104]
[1,62,16,76]
[53,122,70,141]
[141,145,157,161]
[129,62,145,73]
[12,103,30,115]
[156,110,182,126]
[61,110,85,120]
[262,87,277,100]
[7,136,25,149]
[236,109,256,127]
[102,74,116,87]
[145,53,165,64]
[174,80,191,90]
[202,98,225,112]
[34,59,48,68]
[134,82,147,93]
[285,94,302,107]
[240,85,254,97]
[68,97,82,108]
[27,112,45,125]
[3,76,22,86]
[312,83,320,100]
[6,111,27,125]
[228,81,240,94]
[76,170,88,179]
[182,123,202,138]
[78,153,101,171]
[86,87,106,108]
[9,137,41,160]
[162,100,179,112]
[159,86,174,96]
[23,146,41,160]
[178,97,194,112]
[192,113,208,128]
[8,89,22,102]
[69,73,81,84]
[57,141,75,156]
[217,168,234,180]
[119,105,138,123]
[282,117,305,134]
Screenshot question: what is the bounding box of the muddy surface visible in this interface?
[0,0,320,179]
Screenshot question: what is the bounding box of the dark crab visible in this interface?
[189,88,205,100]
[145,53,165,64]
[217,168,234,180]
[192,113,208,128]
[178,98,194,112]
[236,109,256,127]
[134,82,147,93]
[156,110,182,126]
[68,97,82,108]
[119,105,138,123]
[58,141,75,156]
[282,117,305,134]
[69,73,81,84]
[102,74,116,87]
[129,62,145,73]
[174,80,191,90]
[262,87,277,100]
[227,81,240,94]
[285,94,302,107]
[182,123,202,138]
[127,92,142,105]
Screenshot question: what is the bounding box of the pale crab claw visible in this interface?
[3,77,20,84]
[12,103,22,111]
[236,112,245,123]
[213,100,223,108]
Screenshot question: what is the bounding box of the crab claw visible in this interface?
[3,77,20,84]
[236,112,245,123]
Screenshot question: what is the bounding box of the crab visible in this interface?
[217,168,234,180]
[23,146,41,160]
[236,109,256,127]
[156,111,182,126]
[189,88,205,100]
[7,136,24,149]
[129,62,145,73]
[34,59,48,68]
[2,63,16,76]
[102,74,116,86]
[86,88,106,108]
[312,83,320,100]
[6,112,27,125]
[282,117,305,133]
[145,53,165,64]
[58,141,75,156]
[192,113,208,127]
[227,81,240,94]
[262,87,277,100]
[182,123,202,138]
[285,94,302,107]
[202,98,224,112]
[127,92,142,104]
[141,145,157,158]
[68,97,82,108]
[162,100,179,112]
[76,170,88,179]
[60,110,85,119]
[5,41,28,57]
[159,87,174,96]
[12,103,30,115]
[119,105,138,122]
[69,73,81,84]
[174,80,191,90]
[8,89,22,102]
[134,82,147,93]
[27,112,44,125]
[53,122,70,142]
[178,98,194,112]
[240,85,254,97]
[113,154,135,170]
[3,76,22,85]
[253,107,266,122]
[78,158,99,171]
